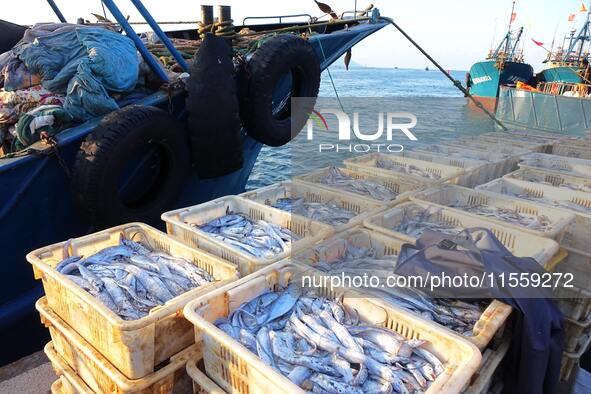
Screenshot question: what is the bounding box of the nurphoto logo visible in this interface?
[306,108,418,153]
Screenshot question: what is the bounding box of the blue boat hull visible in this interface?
[539,67,582,84]
[0,20,387,365]
[468,60,534,98]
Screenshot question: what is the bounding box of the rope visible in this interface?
[380,16,508,131]
[198,19,236,40]
[316,34,366,144]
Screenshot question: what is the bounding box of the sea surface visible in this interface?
[246,67,494,190]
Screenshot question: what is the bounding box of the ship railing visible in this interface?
[242,14,313,25]
[537,81,591,98]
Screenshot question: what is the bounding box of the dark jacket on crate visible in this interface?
[394,228,564,394]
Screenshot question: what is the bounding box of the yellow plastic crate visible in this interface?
[411,185,575,240]
[27,223,238,380]
[560,333,591,381]
[46,346,94,394]
[504,168,591,194]
[40,298,197,394]
[183,260,482,394]
[476,177,591,218]
[343,152,466,185]
[186,358,227,394]
[398,150,490,187]
[294,166,423,205]
[294,227,512,351]
[364,201,560,268]
[162,196,333,276]
[415,144,528,184]
[552,143,591,160]
[464,334,511,394]
[240,180,386,233]
[519,152,591,180]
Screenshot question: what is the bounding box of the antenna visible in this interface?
[490,18,498,53]
[549,21,559,53]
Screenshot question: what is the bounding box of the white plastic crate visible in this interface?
[415,143,528,183]
[363,201,560,267]
[239,181,385,233]
[504,168,591,194]
[183,260,482,394]
[294,166,423,205]
[294,227,513,351]
[399,150,489,187]
[560,333,591,381]
[564,315,591,353]
[476,177,591,218]
[552,143,591,160]
[411,185,575,240]
[343,152,466,185]
[519,152,591,179]
[162,196,333,276]
[553,214,591,322]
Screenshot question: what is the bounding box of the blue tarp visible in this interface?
[12,25,139,121]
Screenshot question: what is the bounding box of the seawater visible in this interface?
[247,67,494,190]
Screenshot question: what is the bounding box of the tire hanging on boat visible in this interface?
[71,105,190,227]
[185,33,243,178]
[0,20,27,54]
[239,34,321,147]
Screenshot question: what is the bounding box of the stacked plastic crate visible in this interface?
[477,144,591,381]
[27,223,239,393]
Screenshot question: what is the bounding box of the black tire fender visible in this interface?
[240,34,321,147]
[71,105,190,227]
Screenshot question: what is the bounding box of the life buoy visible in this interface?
[71,105,190,227]
[239,34,321,147]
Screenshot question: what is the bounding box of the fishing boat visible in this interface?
[538,5,591,85]
[0,0,388,364]
[466,3,534,106]
[495,8,591,134]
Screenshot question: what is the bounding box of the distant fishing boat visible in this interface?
[538,5,591,85]
[495,3,591,133]
[466,3,533,104]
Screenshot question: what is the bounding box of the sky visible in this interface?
[3,0,590,71]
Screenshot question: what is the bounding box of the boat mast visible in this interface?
[504,1,516,55]
[564,2,591,65]
[577,3,591,62]
[511,27,524,59]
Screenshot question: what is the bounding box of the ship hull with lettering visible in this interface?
[468,60,534,98]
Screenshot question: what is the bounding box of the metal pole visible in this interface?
[380,16,508,131]
[128,0,189,71]
[46,0,67,23]
[505,1,516,53]
[100,0,169,82]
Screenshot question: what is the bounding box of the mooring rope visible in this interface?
[380,16,508,131]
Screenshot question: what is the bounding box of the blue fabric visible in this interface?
[395,228,564,394]
[13,27,138,121]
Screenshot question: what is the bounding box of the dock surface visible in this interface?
[0,351,54,393]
